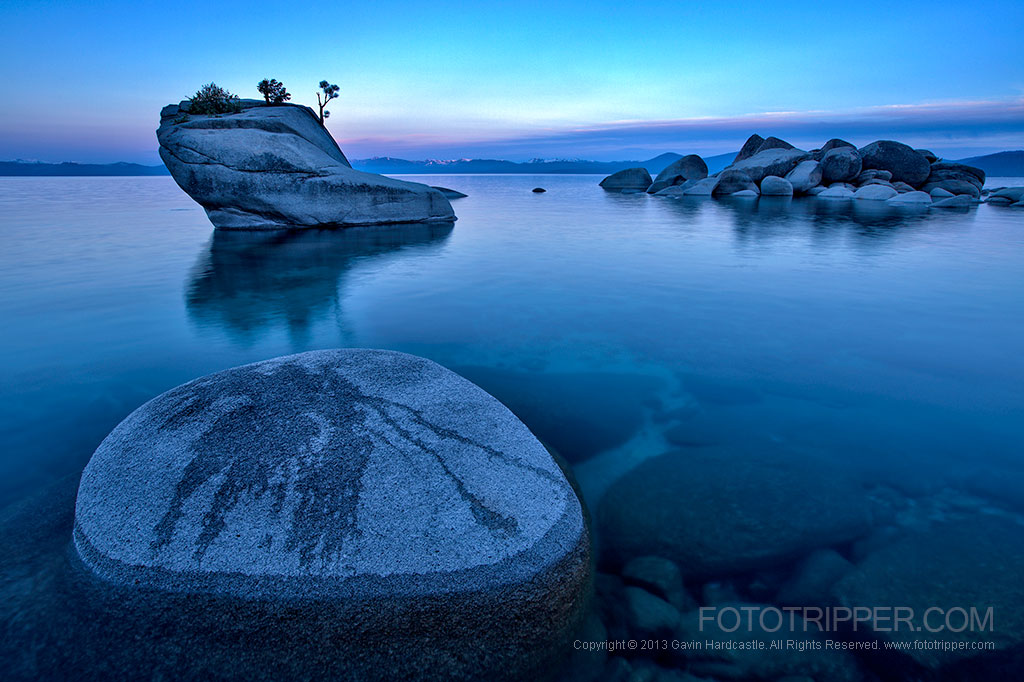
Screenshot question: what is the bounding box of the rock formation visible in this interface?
[157,100,455,230]
[646,154,709,193]
[603,133,1004,210]
[599,167,653,191]
[73,349,590,681]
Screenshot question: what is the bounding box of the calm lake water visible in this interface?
[2,175,1024,680]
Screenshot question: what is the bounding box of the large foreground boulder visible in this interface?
[158,101,454,230]
[858,140,931,187]
[646,154,708,193]
[599,167,653,191]
[598,448,878,578]
[73,349,590,681]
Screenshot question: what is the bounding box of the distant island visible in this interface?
[3,150,1022,178]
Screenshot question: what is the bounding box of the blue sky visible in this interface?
[0,0,1021,162]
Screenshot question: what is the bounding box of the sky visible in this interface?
[0,0,1022,163]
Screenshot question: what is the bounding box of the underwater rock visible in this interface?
[73,349,590,681]
[832,517,1024,674]
[621,555,695,612]
[598,448,876,577]
[774,549,853,606]
[451,366,663,463]
[623,586,681,639]
[157,101,454,230]
[676,603,865,681]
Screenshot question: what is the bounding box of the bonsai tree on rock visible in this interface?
[257,78,291,104]
[188,83,241,115]
[316,80,339,124]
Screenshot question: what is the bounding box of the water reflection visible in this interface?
[185,222,454,344]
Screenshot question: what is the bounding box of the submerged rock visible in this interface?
[451,366,663,463]
[598,448,877,577]
[74,349,590,681]
[157,101,454,230]
[832,517,1024,674]
[858,140,931,187]
[677,603,864,681]
[599,167,653,191]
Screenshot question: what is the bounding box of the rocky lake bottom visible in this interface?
[1,174,1023,681]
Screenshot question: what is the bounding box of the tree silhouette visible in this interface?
[316,80,339,124]
[257,78,291,104]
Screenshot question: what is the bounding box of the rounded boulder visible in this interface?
[599,167,653,191]
[820,147,862,184]
[73,349,591,681]
[858,140,931,187]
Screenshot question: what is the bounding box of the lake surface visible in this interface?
[2,175,1024,681]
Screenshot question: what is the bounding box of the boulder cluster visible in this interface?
[600,134,1019,208]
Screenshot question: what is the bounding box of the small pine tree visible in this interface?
[316,80,339,124]
[257,78,291,104]
[188,83,242,115]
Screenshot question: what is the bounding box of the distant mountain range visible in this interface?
[349,152,738,176]
[3,150,1022,177]
[956,151,1024,177]
[0,161,169,176]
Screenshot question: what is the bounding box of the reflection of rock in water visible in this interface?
[185,222,453,343]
